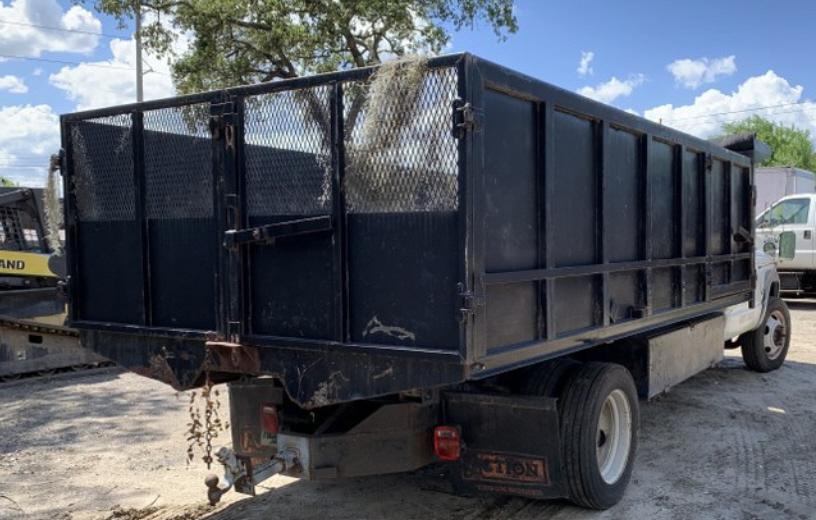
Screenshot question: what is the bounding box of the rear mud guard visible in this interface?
[442,392,566,500]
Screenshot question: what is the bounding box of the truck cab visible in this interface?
[756,193,816,293]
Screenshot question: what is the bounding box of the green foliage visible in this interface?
[0,177,16,187]
[91,0,517,93]
[722,116,816,171]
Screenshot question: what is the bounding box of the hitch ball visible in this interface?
[205,474,225,506]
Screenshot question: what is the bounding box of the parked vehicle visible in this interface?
[60,54,775,509]
[0,187,102,380]
[723,250,790,372]
[756,193,816,295]
[755,166,815,216]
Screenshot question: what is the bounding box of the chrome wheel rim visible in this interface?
[596,389,632,485]
[764,309,787,360]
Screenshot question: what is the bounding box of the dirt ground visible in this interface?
[3,301,816,520]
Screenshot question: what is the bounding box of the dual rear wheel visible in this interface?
[526,360,639,509]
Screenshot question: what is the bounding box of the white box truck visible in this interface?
[755,167,816,214]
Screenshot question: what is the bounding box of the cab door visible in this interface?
[756,196,815,269]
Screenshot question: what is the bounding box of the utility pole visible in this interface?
[135,0,143,103]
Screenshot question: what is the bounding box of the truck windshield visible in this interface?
[757,198,810,228]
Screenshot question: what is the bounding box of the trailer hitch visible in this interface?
[205,446,301,505]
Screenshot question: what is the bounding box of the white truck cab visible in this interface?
[723,249,790,372]
[756,193,816,294]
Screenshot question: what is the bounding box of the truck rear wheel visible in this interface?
[740,297,790,373]
[559,362,638,510]
[521,358,580,397]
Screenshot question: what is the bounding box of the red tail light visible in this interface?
[434,425,461,461]
[260,404,279,434]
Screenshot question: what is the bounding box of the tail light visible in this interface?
[434,425,461,461]
[260,404,279,434]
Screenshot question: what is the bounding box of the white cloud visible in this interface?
[0,104,59,185]
[667,55,736,89]
[577,51,594,76]
[578,74,645,104]
[644,70,816,140]
[0,0,101,56]
[0,75,26,93]
[32,67,42,76]
[50,38,177,110]
[48,11,193,110]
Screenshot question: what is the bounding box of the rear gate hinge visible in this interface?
[451,99,480,139]
[227,321,241,342]
[210,102,237,151]
[457,282,483,322]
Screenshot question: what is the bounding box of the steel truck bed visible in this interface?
[60,53,754,408]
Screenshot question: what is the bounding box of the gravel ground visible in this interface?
[2,300,816,520]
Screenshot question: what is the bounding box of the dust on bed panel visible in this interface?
[243,86,335,340]
[683,150,704,258]
[649,140,680,313]
[710,159,731,286]
[349,212,460,349]
[344,67,461,350]
[732,165,752,282]
[143,104,216,330]
[650,140,677,260]
[606,127,642,323]
[483,89,538,349]
[552,110,600,336]
[70,115,143,324]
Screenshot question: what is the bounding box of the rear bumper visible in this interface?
[224,381,567,501]
[79,328,465,408]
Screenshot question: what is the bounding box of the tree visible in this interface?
[722,116,816,171]
[92,0,517,93]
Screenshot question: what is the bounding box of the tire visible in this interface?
[560,362,639,510]
[740,297,791,373]
[521,358,580,398]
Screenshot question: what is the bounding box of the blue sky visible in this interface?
[1,0,816,185]
[450,0,816,114]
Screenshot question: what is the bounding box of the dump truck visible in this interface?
[59,54,782,509]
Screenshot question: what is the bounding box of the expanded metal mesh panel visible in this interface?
[70,115,135,222]
[144,104,213,219]
[343,66,459,213]
[244,86,332,216]
[0,207,29,250]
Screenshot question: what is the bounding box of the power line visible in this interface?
[663,105,816,126]
[0,53,132,70]
[0,53,169,75]
[663,101,811,123]
[0,19,127,39]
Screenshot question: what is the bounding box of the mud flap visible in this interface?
[443,392,566,499]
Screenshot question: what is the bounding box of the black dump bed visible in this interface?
[61,54,754,408]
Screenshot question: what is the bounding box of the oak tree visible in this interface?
[93,0,517,92]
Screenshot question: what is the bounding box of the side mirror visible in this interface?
[779,231,796,260]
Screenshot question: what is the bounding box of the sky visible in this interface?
[1,0,816,185]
